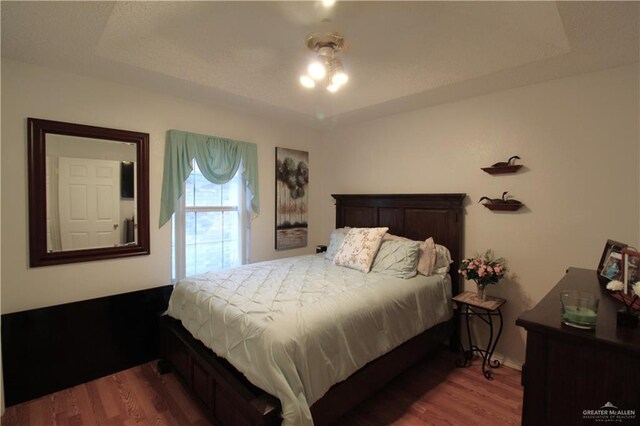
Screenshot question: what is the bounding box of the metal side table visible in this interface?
[452,291,506,380]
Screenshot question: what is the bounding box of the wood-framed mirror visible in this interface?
[28,118,150,267]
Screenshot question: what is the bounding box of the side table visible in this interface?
[452,291,506,380]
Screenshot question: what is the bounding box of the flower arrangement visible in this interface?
[606,280,640,328]
[606,280,640,311]
[458,250,507,287]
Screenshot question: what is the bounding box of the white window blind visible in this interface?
[172,161,246,281]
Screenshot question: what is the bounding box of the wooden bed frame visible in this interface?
[158,193,465,425]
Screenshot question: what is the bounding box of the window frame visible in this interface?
[172,163,247,282]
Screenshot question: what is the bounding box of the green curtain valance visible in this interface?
[159,129,259,227]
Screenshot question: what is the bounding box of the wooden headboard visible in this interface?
[333,193,466,296]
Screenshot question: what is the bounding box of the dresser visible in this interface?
[516,268,640,425]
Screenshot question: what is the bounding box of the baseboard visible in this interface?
[1,285,173,406]
[492,352,523,371]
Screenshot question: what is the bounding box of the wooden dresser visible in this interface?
[516,268,640,425]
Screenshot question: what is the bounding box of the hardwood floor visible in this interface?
[1,363,210,426]
[1,351,522,425]
[336,351,523,425]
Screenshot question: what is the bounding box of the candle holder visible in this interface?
[616,308,639,328]
[561,290,598,330]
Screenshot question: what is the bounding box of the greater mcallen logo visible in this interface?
[583,402,636,422]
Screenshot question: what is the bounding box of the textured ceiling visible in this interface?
[2,1,638,127]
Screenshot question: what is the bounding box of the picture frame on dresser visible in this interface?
[622,248,640,296]
[597,239,627,282]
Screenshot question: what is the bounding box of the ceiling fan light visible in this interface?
[331,71,348,86]
[318,46,334,57]
[308,61,326,80]
[300,75,316,88]
[301,32,349,93]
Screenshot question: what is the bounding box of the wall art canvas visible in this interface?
[275,147,308,250]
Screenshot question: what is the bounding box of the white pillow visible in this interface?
[371,240,420,278]
[324,227,350,261]
[334,227,389,273]
[383,234,436,276]
[433,244,453,275]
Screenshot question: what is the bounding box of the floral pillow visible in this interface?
[334,227,389,273]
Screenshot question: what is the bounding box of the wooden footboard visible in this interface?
[159,315,452,426]
[159,315,281,425]
[310,319,452,425]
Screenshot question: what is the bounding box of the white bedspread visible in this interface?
[168,254,452,425]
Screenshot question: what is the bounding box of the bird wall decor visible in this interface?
[481,155,523,175]
[479,192,524,211]
[491,155,520,167]
[478,193,506,204]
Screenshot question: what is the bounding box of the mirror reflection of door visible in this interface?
[45,134,137,252]
[57,157,120,250]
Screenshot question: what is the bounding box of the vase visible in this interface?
[476,283,487,301]
[617,308,639,328]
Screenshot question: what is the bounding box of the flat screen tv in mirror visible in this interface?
[28,118,150,267]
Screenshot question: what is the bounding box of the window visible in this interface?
[172,161,245,281]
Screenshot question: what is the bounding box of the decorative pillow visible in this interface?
[383,233,436,276]
[333,227,389,273]
[324,227,350,261]
[382,233,409,242]
[419,237,437,276]
[371,240,420,278]
[433,244,453,275]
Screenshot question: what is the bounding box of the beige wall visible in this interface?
[2,58,638,368]
[318,64,640,367]
[1,59,321,314]
[0,61,4,412]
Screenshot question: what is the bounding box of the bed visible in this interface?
[158,193,465,425]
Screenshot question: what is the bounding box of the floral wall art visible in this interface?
[275,147,309,250]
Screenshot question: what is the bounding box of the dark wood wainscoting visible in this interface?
[1,284,173,406]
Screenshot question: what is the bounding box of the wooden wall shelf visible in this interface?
[482,203,523,211]
[481,165,523,175]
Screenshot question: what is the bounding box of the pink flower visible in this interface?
[459,250,507,285]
